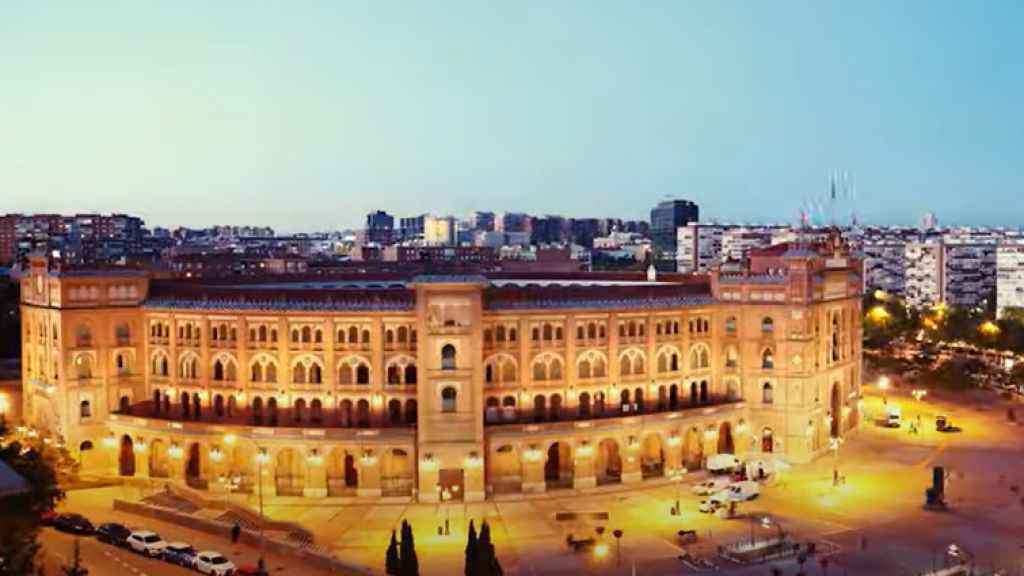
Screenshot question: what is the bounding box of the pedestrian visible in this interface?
[231,521,241,544]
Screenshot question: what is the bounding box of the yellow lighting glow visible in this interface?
[878,376,890,391]
[223,433,237,445]
[867,306,890,323]
[593,543,609,559]
[168,444,183,459]
[979,321,1001,337]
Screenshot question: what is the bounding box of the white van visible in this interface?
[706,454,741,474]
[725,481,760,501]
[692,477,732,495]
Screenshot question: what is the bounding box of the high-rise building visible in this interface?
[469,211,495,232]
[676,223,724,273]
[365,211,395,245]
[650,199,699,257]
[997,239,1024,317]
[423,216,457,246]
[904,242,943,307]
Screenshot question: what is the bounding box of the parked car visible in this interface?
[127,530,168,557]
[194,550,236,576]
[54,513,95,535]
[706,454,741,474]
[691,477,732,495]
[698,497,723,514]
[40,511,58,526]
[95,522,132,547]
[162,542,198,567]
[724,480,760,502]
[936,416,962,433]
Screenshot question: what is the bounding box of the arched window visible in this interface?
[495,326,506,342]
[725,346,739,368]
[76,325,92,347]
[356,364,370,385]
[251,363,264,383]
[213,360,225,381]
[762,317,775,334]
[79,400,91,418]
[266,362,277,383]
[762,382,774,404]
[441,387,457,413]
[761,348,775,370]
[441,344,456,370]
[404,364,417,384]
[293,364,306,384]
[725,317,737,334]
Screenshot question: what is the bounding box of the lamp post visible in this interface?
[612,529,623,568]
[829,437,844,487]
[255,447,270,569]
[669,465,687,515]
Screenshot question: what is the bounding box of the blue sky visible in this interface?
[2,1,1021,231]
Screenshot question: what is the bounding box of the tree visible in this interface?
[464,520,478,576]
[385,529,400,576]
[61,539,88,576]
[399,520,418,576]
[0,441,64,576]
[475,521,503,576]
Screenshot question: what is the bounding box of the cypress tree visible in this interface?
[385,528,400,575]
[477,520,503,576]
[400,520,419,576]
[464,520,478,576]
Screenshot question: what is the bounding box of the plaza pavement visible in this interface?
[64,385,1024,575]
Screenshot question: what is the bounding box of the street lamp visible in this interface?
[878,376,890,404]
[255,448,271,569]
[612,529,624,568]
[829,437,844,487]
[669,466,687,516]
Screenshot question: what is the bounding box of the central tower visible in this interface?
[413,276,486,502]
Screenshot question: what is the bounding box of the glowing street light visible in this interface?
[867,306,891,324]
[878,376,890,404]
[979,321,1001,337]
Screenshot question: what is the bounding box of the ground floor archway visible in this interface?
[596,438,622,485]
[118,435,135,477]
[641,433,665,478]
[544,442,572,489]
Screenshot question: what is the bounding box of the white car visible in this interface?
[725,480,760,501]
[698,490,732,513]
[194,550,236,576]
[126,530,167,557]
[706,454,741,474]
[691,477,732,495]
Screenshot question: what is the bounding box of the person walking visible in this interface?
[231,521,241,545]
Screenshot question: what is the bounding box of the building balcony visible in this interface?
[484,395,744,430]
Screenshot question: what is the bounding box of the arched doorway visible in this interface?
[699,381,708,403]
[684,427,703,470]
[267,397,279,426]
[550,394,563,421]
[578,392,591,418]
[118,435,135,477]
[762,428,774,453]
[149,439,169,478]
[544,442,572,490]
[356,399,371,428]
[405,399,417,425]
[388,399,403,426]
[641,434,665,478]
[533,395,546,422]
[831,382,842,438]
[669,384,679,410]
[275,448,305,496]
[596,439,622,485]
[689,382,698,404]
[326,448,350,496]
[345,453,359,488]
[381,449,412,496]
[252,396,264,425]
[657,386,667,411]
[181,392,191,419]
[338,399,353,427]
[119,396,131,414]
[717,422,735,454]
[186,443,203,488]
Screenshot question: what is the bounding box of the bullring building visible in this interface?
[18,241,862,503]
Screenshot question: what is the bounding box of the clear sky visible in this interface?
[2,1,1021,231]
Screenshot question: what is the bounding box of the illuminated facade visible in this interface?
[19,244,862,503]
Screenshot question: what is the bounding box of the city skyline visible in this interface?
[3,1,1023,231]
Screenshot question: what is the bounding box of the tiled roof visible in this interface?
[718,275,788,285]
[144,298,415,312]
[487,294,717,311]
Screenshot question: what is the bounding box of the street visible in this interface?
[42,528,194,576]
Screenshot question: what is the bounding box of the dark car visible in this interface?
[40,511,58,526]
[53,513,95,535]
[161,542,198,567]
[96,523,132,547]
